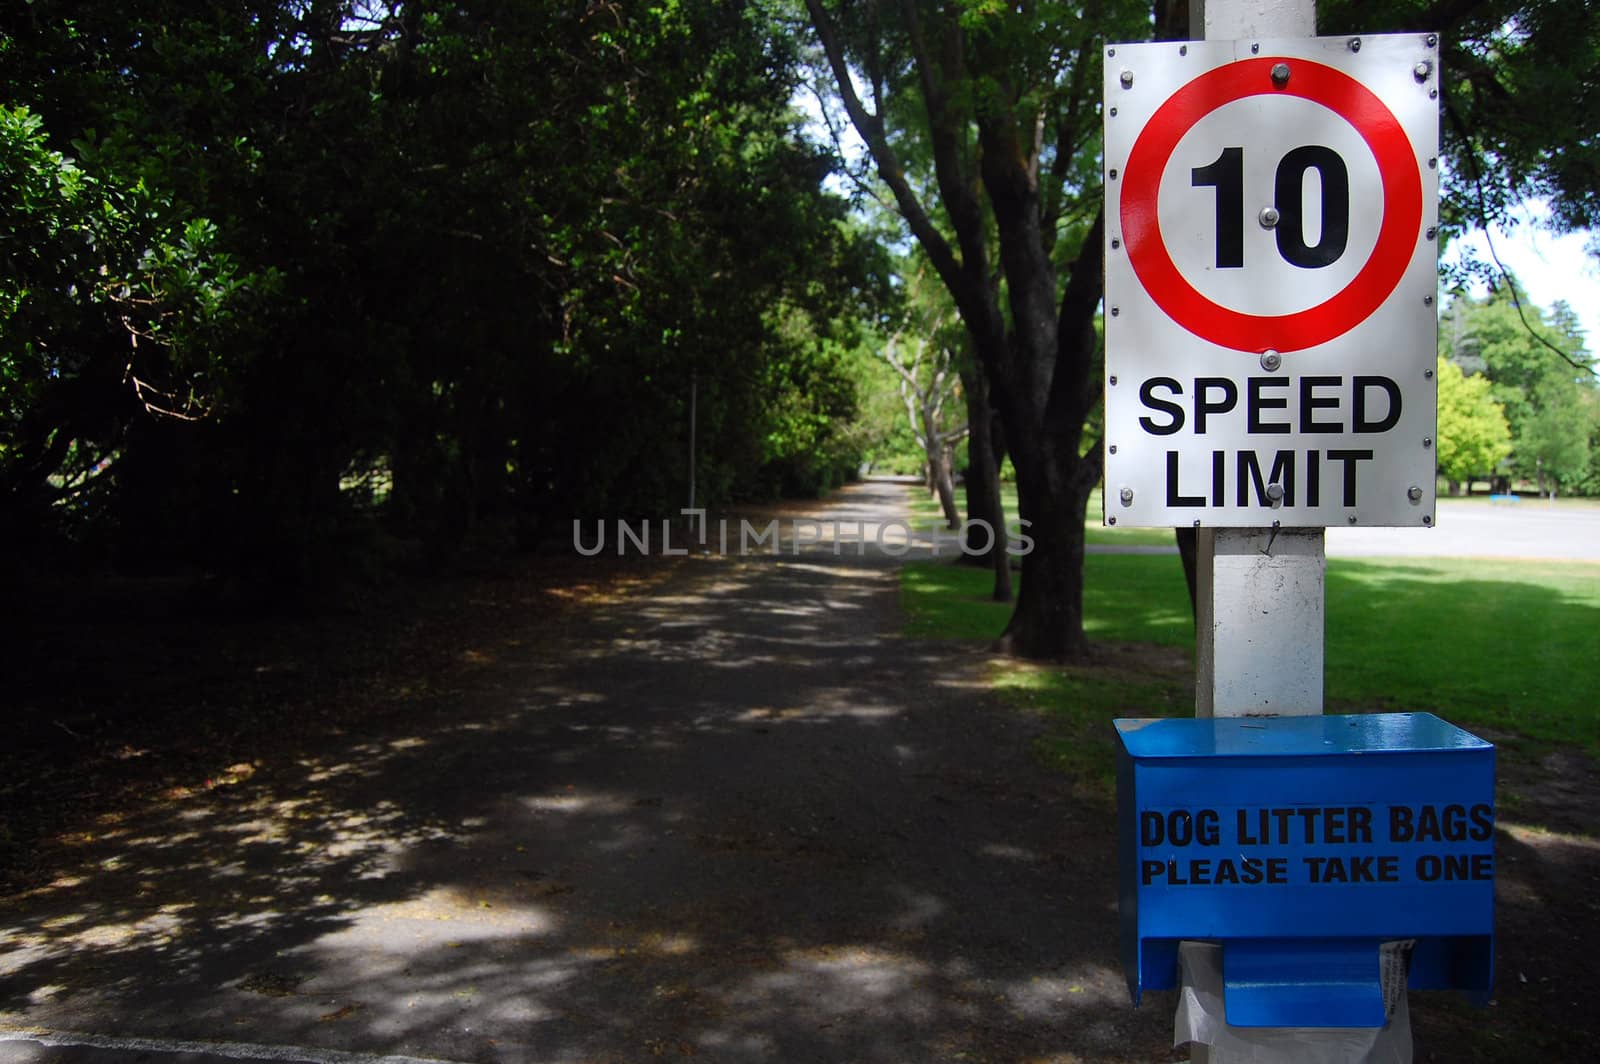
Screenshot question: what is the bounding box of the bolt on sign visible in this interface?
[1103,35,1440,528]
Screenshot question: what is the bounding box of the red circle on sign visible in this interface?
[1120,56,1423,353]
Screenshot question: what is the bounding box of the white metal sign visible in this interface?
[1103,34,1440,528]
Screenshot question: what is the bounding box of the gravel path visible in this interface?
[0,481,1174,1063]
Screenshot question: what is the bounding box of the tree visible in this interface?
[0,102,247,560]
[958,356,1012,603]
[1321,0,1600,241]
[1518,379,1596,498]
[804,0,1151,659]
[882,323,967,530]
[1575,389,1600,497]
[1433,356,1512,491]
[848,347,927,475]
[1441,284,1596,494]
[2,1,880,584]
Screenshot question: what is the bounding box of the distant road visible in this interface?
[861,476,1600,563]
[1326,499,1600,562]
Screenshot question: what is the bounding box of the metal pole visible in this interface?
[688,370,697,513]
[1190,0,1313,40]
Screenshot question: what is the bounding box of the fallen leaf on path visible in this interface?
[319,1003,363,1021]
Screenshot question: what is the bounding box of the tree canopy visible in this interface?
[6,0,1599,614]
[803,0,1153,659]
[1441,283,1598,496]
[1,1,882,590]
[1433,355,1512,487]
[1321,0,1600,239]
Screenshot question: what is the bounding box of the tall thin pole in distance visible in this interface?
[688,370,698,513]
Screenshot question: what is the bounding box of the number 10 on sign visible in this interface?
[1193,145,1351,270]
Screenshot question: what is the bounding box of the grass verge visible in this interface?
[901,553,1197,801]
[993,663,1189,801]
[901,553,1600,787]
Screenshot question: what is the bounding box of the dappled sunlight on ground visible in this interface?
[0,486,1191,1059]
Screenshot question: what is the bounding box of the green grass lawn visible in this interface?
[901,552,1600,793]
[902,552,1195,645]
[1324,558,1600,752]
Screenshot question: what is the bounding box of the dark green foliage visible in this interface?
[1,1,878,590]
[1318,0,1600,240]
[0,101,256,564]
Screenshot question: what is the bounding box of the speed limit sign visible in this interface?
[1103,35,1440,528]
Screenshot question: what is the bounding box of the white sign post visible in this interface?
[1105,2,1439,1058]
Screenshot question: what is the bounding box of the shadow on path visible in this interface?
[0,482,1176,1063]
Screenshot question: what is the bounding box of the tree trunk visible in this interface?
[975,192,1103,659]
[961,365,1012,602]
[1000,446,1093,659]
[989,410,1014,603]
[803,0,1102,658]
[961,386,995,552]
[930,442,960,529]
